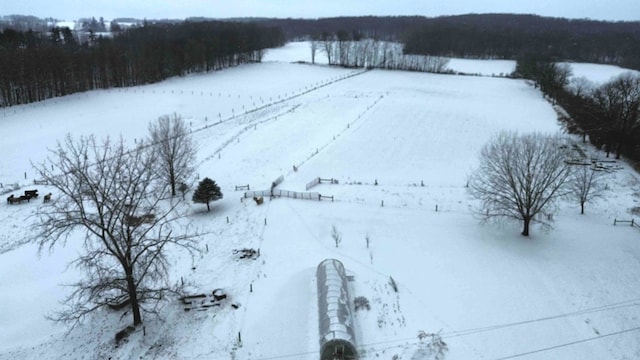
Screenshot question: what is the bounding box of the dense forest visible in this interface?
[402,14,640,70]
[0,21,284,106]
[256,16,426,40]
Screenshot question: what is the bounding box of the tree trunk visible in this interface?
[169,165,176,196]
[125,267,142,325]
[581,202,585,214]
[522,216,531,236]
[206,201,210,212]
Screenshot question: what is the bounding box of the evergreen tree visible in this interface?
[192,178,222,211]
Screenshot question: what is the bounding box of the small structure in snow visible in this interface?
[316,259,357,360]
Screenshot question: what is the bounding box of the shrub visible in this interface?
[354,296,371,311]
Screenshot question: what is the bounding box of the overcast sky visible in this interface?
[3,0,639,22]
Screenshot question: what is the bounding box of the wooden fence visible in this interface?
[306,177,339,190]
[306,177,320,190]
[614,219,640,229]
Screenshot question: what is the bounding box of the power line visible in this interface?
[441,298,640,339]
[248,297,640,360]
[493,326,640,360]
[354,297,640,350]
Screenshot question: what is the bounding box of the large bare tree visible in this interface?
[468,132,572,236]
[148,113,197,197]
[34,134,198,326]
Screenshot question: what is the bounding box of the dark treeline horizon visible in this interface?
[401,14,640,70]
[0,20,284,107]
[255,14,640,70]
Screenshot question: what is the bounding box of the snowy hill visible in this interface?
[1,43,639,360]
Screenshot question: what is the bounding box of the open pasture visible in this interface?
[1,47,639,360]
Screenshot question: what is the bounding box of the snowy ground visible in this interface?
[562,62,640,85]
[1,43,640,360]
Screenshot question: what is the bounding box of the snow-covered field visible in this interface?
[562,62,640,85]
[1,43,640,360]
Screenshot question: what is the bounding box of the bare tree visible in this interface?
[33,134,199,327]
[568,76,595,98]
[468,132,572,236]
[331,224,342,248]
[320,31,334,65]
[569,165,605,214]
[148,113,197,197]
[310,38,318,64]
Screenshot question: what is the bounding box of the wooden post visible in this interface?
[381,200,384,207]
[264,218,267,226]
[238,332,242,344]
[435,204,438,212]
[250,284,253,293]
[227,216,229,224]
[206,244,209,252]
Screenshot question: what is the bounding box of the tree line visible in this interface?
[513,54,640,164]
[402,14,640,71]
[0,20,284,107]
[256,16,427,41]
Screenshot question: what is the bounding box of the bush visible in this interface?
[417,330,448,360]
[354,296,371,311]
